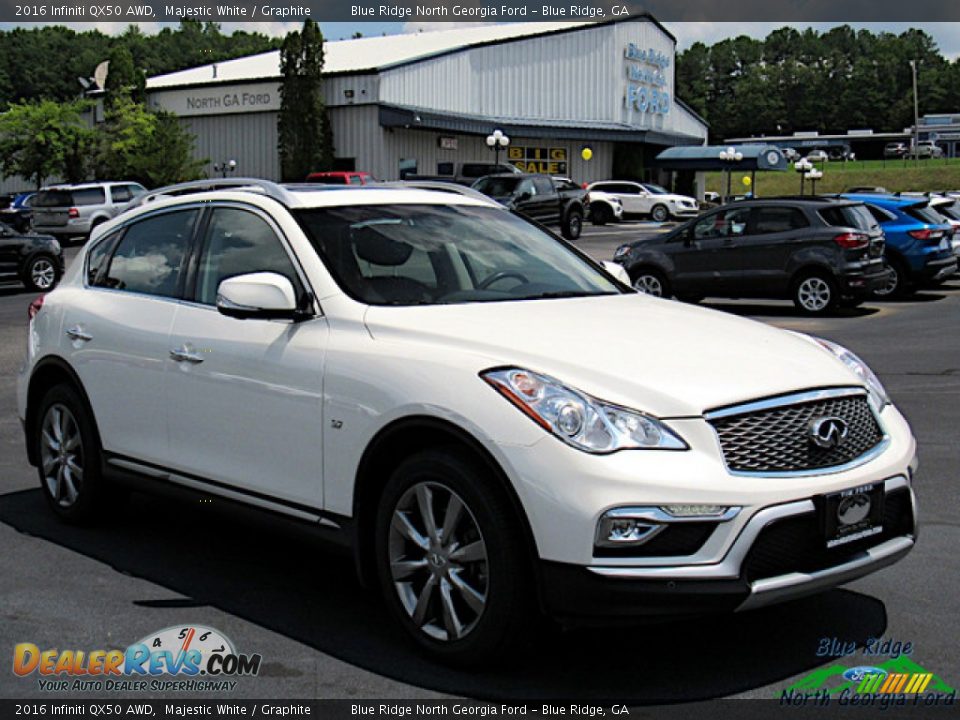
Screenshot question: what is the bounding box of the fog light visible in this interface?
[660,504,728,518]
[595,516,662,547]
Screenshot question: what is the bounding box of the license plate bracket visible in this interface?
[821,483,885,549]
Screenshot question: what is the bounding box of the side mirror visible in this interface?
[602,261,631,285]
[216,272,302,321]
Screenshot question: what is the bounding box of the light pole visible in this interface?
[910,59,920,166]
[486,129,510,168]
[794,158,813,195]
[214,159,237,178]
[718,147,742,203]
[805,167,823,195]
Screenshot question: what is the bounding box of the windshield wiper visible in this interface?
[519,290,618,300]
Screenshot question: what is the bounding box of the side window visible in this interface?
[533,177,555,195]
[195,207,301,306]
[517,178,536,197]
[437,162,454,175]
[348,175,363,185]
[110,185,132,203]
[693,207,752,240]
[87,231,121,285]
[754,207,809,234]
[101,210,198,297]
[616,184,640,194]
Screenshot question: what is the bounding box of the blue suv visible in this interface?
[841,193,957,296]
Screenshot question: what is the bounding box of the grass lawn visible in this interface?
[706,157,960,196]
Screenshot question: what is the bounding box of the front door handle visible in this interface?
[65,326,92,342]
[169,347,204,364]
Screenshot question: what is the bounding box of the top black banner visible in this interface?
[1,0,960,23]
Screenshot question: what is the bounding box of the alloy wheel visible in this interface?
[39,404,84,508]
[652,205,668,222]
[633,274,664,297]
[388,481,489,642]
[874,266,899,297]
[30,258,56,290]
[797,276,832,312]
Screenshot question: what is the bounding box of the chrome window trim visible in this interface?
[588,475,912,579]
[704,386,890,478]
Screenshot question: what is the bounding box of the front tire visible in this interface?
[33,384,113,523]
[562,208,583,240]
[650,204,669,223]
[792,272,838,315]
[630,268,669,298]
[374,449,531,666]
[591,204,611,226]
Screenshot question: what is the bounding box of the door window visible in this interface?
[99,210,198,297]
[532,177,554,195]
[195,207,301,306]
[693,207,752,239]
[753,207,809,233]
[110,185,133,203]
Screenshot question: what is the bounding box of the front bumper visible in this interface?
[540,476,915,620]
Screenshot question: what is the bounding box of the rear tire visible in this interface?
[873,257,914,298]
[23,254,59,292]
[792,272,838,315]
[562,208,583,240]
[33,384,117,523]
[374,448,532,666]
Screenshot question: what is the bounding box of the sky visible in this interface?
[2,20,960,58]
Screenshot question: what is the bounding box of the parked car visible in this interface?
[0,220,64,291]
[18,179,917,664]
[908,141,944,159]
[846,186,889,194]
[923,196,960,259]
[0,192,36,233]
[584,188,623,225]
[585,181,698,222]
[31,182,147,242]
[805,149,829,162]
[472,173,585,239]
[883,142,909,159]
[841,193,957,296]
[409,162,521,187]
[304,171,376,185]
[782,147,799,161]
[613,197,889,314]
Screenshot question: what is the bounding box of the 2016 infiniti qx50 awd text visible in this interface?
[18,180,918,664]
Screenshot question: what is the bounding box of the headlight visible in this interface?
[811,336,889,410]
[613,244,630,260]
[481,368,687,453]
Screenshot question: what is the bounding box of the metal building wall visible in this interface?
[179,112,281,180]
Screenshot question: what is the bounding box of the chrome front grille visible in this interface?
[707,391,885,474]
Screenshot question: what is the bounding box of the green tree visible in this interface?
[278,19,334,182]
[0,100,92,188]
[90,98,206,186]
[104,44,146,105]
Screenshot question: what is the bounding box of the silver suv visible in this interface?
[31,182,146,242]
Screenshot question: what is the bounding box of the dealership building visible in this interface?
[144,18,708,185]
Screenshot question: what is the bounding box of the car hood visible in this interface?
[363,294,861,418]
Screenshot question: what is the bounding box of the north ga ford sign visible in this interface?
[148,81,280,117]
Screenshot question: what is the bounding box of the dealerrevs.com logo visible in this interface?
[13,625,262,692]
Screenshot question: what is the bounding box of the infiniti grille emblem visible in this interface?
[809,416,849,449]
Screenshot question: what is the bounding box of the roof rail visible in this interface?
[123,178,294,213]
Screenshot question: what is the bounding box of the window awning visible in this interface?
[656,145,789,171]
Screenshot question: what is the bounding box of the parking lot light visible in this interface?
[795,158,813,195]
[486,129,510,167]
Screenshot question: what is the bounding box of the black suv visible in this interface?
[0,220,64,292]
[612,198,889,314]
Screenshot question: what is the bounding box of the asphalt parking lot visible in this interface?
[1,235,958,703]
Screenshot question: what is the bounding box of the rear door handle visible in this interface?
[169,347,204,364]
[65,326,92,342]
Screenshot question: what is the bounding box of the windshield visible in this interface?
[294,204,622,306]
[642,184,669,195]
[472,177,520,197]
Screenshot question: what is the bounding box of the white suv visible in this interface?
[18,180,917,664]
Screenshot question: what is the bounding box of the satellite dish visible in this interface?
[93,61,109,90]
